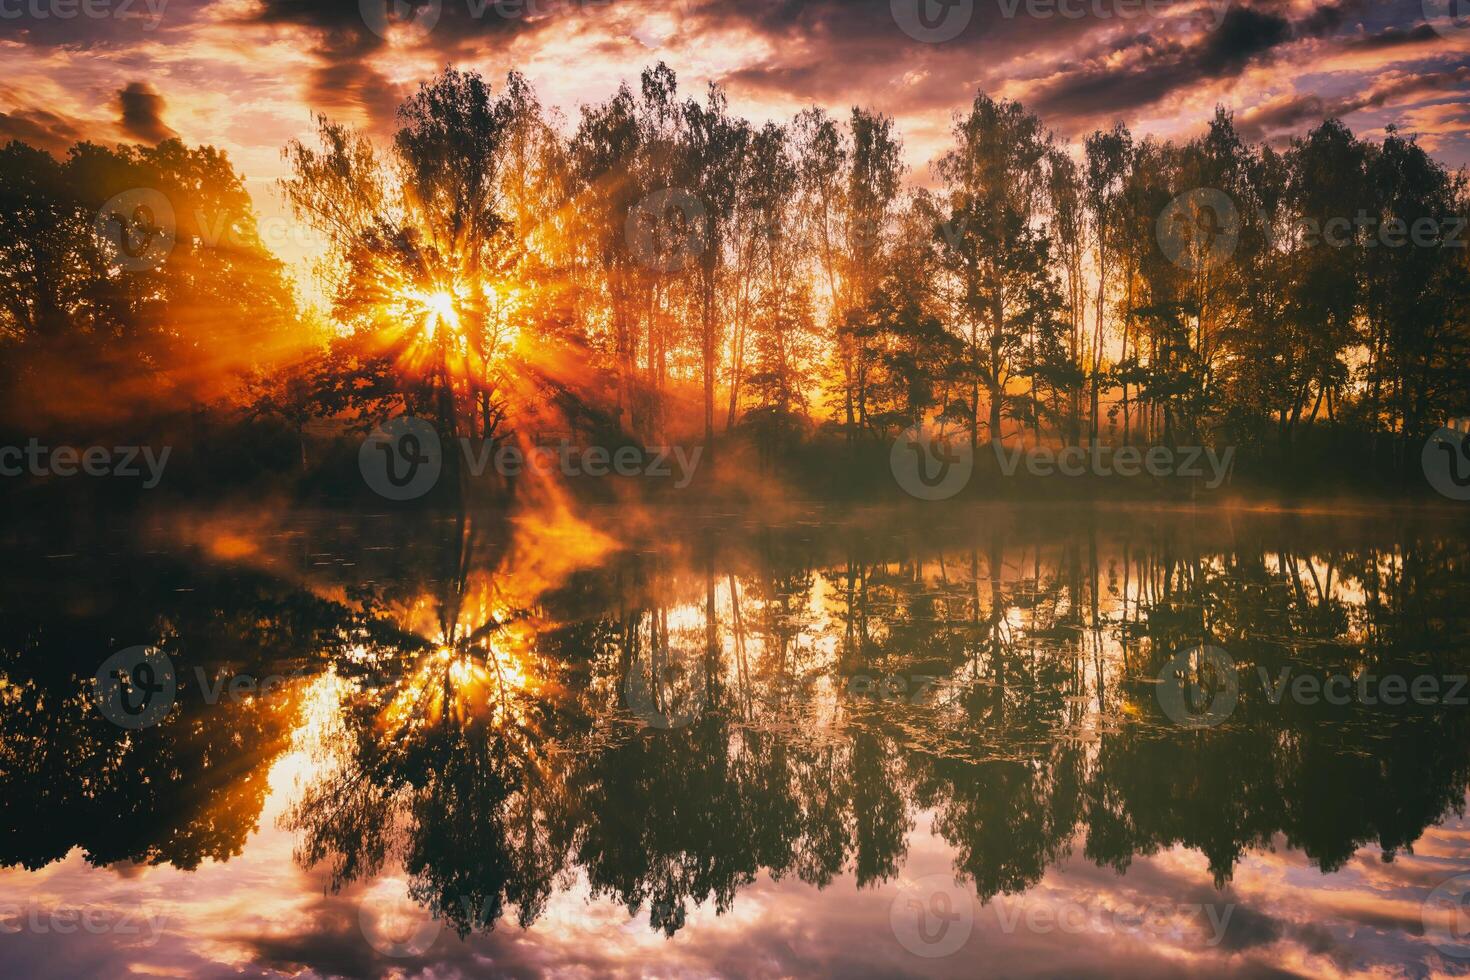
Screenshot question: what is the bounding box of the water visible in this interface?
[2,503,1469,978]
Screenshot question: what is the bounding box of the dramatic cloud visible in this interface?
[116,81,178,143]
[0,0,1461,284]
[0,105,85,155]
[1024,3,1354,127]
[1345,22,1440,52]
[1238,64,1470,141]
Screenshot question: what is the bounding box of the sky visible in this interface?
[1,0,1467,287]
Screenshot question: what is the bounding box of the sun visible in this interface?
[381,280,521,375]
[387,286,466,344]
[424,290,459,332]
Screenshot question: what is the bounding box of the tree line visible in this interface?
[1,64,1467,485]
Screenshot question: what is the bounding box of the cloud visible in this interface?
[1344,22,1440,52]
[1022,5,1327,127]
[305,54,406,133]
[0,105,85,155]
[1198,6,1293,73]
[116,81,177,143]
[1236,65,1470,141]
[250,0,548,131]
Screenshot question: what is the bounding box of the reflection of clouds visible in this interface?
[8,773,1466,979]
[5,516,1470,977]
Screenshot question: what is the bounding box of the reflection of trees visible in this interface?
[0,551,382,871]
[7,512,1470,944]
[277,517,1470,938]
[1089,533,1470,882]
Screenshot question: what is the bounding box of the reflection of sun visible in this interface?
[383,628,541,731]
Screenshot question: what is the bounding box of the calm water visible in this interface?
[4,503,1470,978]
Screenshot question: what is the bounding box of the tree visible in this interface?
[0,138,298,425]
[681,82,747,453]
[282,68,517,440]
[935,93,1062,450]
[732,122,818,453]
[1082,123,1132,445]
[1045,148,1087,444]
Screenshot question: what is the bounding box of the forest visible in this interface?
[1,64,1467,498]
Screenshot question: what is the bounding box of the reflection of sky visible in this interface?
[3,696,1469,979]
[5,512,1469,978]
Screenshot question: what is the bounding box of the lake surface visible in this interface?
[3,503,1470,978]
